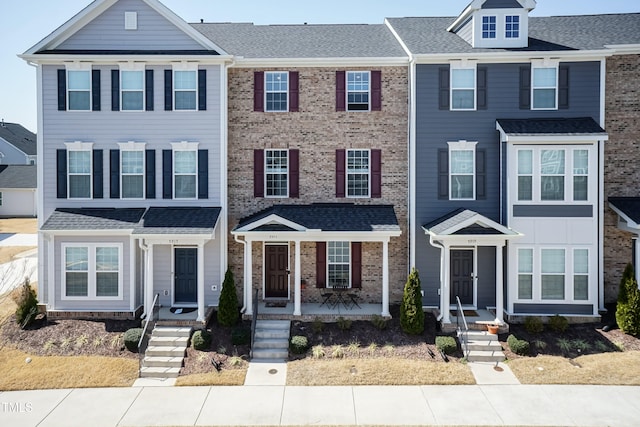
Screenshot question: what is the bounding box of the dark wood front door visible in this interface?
[265,245,288,298]
[451,249,474,306]
[175,248,197,304]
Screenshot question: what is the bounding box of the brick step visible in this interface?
[152,326,193,338]
[148,336,189,347]
[466,350,506,363]
[143,356,184,368]
[140,366,181,378]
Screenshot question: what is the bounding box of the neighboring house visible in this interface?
[387,0,640,325]
[0,165,37,217]
[0,121,37,165]
[20,0,230,321]
[192,23,409,317]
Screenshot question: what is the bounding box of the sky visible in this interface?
[1,0,639,133]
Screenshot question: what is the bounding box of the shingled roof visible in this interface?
[0,165,36,189]
[497,117,607,136]
[0,122,36,156]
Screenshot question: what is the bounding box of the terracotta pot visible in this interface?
[487,325,499,334]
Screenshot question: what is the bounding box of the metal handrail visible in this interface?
[455,296,470,359]
[138,293,159,375]
[249,288,259,359]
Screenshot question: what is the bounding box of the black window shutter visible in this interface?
[57,70,66,111]
[438,148,449,199]
[476,148,486,200]
[335,71,346,111]
[198,149,208,199]
[336,149,346,198]
[371,149,382,198]
[559,65,569,109]
[316,242,326,288]
[111,70,120,111]
[145,70,154,111]
[254,149,264,197]
[439,67,450,110]
[198,69,206,111]
[351,242,362,288]
[92,70,101,111]
[162,149,172,199]
[110,149,120,199]
[145,150,156,199]
[477,67,488,110]
[254,71,264,112]
[289,149,299,198]
[289,71,299,112]
[93,149,103,199]
[519,66,531,110]
[56,149,67,198]
[371,70,382,111]
[164,70,173,111]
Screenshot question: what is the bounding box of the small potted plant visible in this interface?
[487,324,499,335]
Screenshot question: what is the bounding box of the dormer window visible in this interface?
[505,16,520,38]
[482,16,496,39]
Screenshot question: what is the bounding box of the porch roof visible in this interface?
[422,208,520,238]
[609,197,640,229]
[233,203,401,234]
[133,207,221,235]
[41,208,146,231]
[496,117,608,143]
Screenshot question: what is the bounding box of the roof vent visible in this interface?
[1,119,5,127]
[125,12,137,30]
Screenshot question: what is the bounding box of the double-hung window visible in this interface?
[68,148,92,199]
[540,149,565,201]
[328,242,350,288]
[573,150,589,201]
[121,70,144,111]
[450,64,476,110]
[518,249,533,299]
[541,249,565,300]
[174,69,197,110]
[517,150,533,201]
[573,249,589,300]
[63,244,121,299]
[68,69,91,111]
[505,15,520,38]
[449,141,476,200]
[120,146,145,199]
[265,149,288,197]
[173,149,197,199]
[265,72,288,112]
[482,16,496,39]
[532,64,558,109]
[347,71,370,111]
[347,149,370,198]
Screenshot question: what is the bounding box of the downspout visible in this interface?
[220,57,235,287]
[428,233,446,321]
[138,239,149,319]
[234,234,248,313]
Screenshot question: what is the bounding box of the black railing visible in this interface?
[455,296,470,359]
[138,293,160,376]
[249,288,259,359]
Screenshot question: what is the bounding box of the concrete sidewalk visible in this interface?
[1,384,639,426]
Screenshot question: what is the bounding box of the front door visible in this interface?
[451,249,474,306]
[174,248,197,305]
[265,245,288,298]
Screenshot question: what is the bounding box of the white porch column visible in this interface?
[294,240,302,316]
[145,243,154,319]
[245,239,253,316]
[635,237,640,287]
[382,239,390,317]
[442,243,451,323]
[197,243,205,322]
[495,243,505,324]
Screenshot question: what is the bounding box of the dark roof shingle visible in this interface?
[134,207,221,235]
[0,123,36,155]
[497,117,607,135]
[0,165,36,189]
[609,198,640,225]
[41,208,146,231]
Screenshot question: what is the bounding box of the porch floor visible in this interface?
[441,309,509,333]
[156,306,214,326]
[249,302,385,321]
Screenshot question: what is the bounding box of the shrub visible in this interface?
[400,268,425,335]
[336,317,352,331]
[312,318,324,333]
[616,263,640,336]
[548,314,569,333]
[192,329,212,350]
[435,336,457,355]
[524,316,544,334]
[507,334,530,356]
[231,326,250,345]
[290,335,309,354]
[123,328,143,353]
[217,268,239,327]
[370,315,388,330]
[12,280,38,328]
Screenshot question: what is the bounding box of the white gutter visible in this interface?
[230,56,410,68]
[18,54,234,64]
[428,234,446,321]
[599,58,607,312]
[411,49,613,64]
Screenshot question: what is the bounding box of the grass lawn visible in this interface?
[176,370,247,386]
[286,357,475,386]
[0,246,37,264]
[0,218,37,234]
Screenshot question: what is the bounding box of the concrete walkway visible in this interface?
[1,384,639,426]
[0,233,38,246]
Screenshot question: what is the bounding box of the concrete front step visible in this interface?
[467,339,503,352]
[253,338,289,350]
[463,331,498,341]
[143,356,184,368]
[152,326,192,338]
[467,350,506,363]
[252,320,290,361]
[148,336,189,347]
[255,329,290,340]
[255,320,290,330]
[252,348,289,360]
[140,366,181,378]
[145,346,187,358]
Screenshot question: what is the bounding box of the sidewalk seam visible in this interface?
[35,388,74,427]
[115,386,143,427]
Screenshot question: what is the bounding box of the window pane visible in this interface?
[452,90,474,109]
[518,150,532,174]
[348,174,369,197]
[174,151,196,173]
[541,177,564,200]
[518,176,532,201]
[450,175,473,199]
[542,249,565,273]
[573,150,588,174]
[174,71,196,89]
[573,176,588,201]
[69,151,91,173]
[266,174,287,196]
[175,175,196,198]
[122,176,143,198]
[328,241,350,288]
[542,275,565,299]
[533,89,557,109]
[266,93,287,112]
[574,249,588,274]
[533,68,556,87]
[96,247,118,271]
[69,92,91,110]
[518,275,532,299]
[265,150,288,197]
[451,151,473,173]
[122,151,143,174]
[347,72,369,91]
[518,249,533,273]
[266,72,288,91]
[574,276,588,300]
[121,71,143,90]
[68,71,90,90]
[69,175,91,198]
[452,69,474,88]
[66,247,88,271]
[97,273,119,297]
[175,91,196,110]
[66,272,88,297]
[347,150,369,171]
[122,92,143,110]
[347,72,369,110]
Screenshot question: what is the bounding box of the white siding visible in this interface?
[0,189,36,217]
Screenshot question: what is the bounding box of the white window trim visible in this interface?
[531,59,559,111]
[0,192,3,206]
[264,149,289,198]
[450,61,477,111]
[61,243,124,301]
[65,141,93,200]
[65,63,92,112]
[346,70,371,112]
[171,141,198,200]
[327,241,351,289]
[265,71,289,113]
[119,62,146,112]
[172,62,198,112]
[346,148,371,199]
[119,141,146,200]
[448,140,477,201]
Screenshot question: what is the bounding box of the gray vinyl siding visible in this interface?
[513,205,593,217]
[57,0,205,51]
[203,237,222,306]
[414,61,601,295]
[0,140,30,164]
[477,247,496,309]
[482,0,522,9]
[40,64,223,220]
[513,303,593,315]
[53,235,131,311]
[457,19,473,45]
